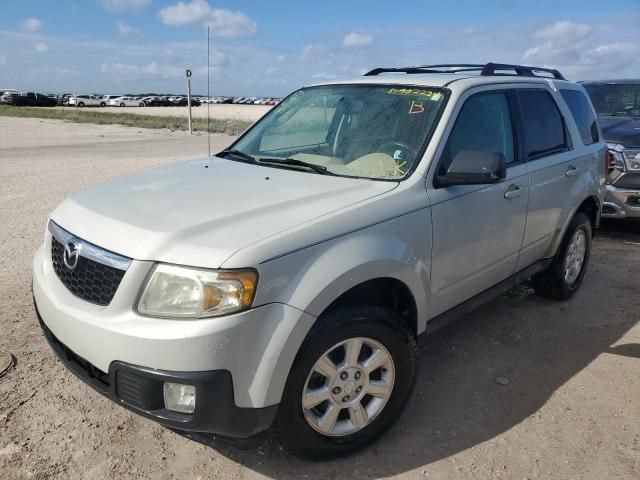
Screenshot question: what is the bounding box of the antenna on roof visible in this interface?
[207,25,211,157]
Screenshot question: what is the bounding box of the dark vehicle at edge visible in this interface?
[5,92,58,107]
[582,79,640,219]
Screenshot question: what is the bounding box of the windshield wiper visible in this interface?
[217,149,257,164]
[258,157,336,175]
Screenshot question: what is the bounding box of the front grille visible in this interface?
[51,236,126,306]
[612,172,640,190]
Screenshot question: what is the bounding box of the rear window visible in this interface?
[561,90,599,145]
[518,90,568,159]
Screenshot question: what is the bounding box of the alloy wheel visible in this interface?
[301,337,395,437]
[564,229,586,285]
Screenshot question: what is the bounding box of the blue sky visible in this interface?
[1,0,639,96]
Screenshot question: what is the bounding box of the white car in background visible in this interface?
[108,96,145,107]
[102,95,120,104]
[69,94,104,107]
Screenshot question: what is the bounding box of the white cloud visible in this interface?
[312,72,337,80]
[101,61,184,79]
[343,32,373,48]
[35,42,48,53]
[116,21,141,37]
[209,50,229,67]
[158,0,257,37]
[523,21,595,66]
[99,0,151,12]
[22,18,42,32]
[535,21,591,43]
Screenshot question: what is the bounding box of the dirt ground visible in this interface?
[0,117,638,480]
[53,104,272,121]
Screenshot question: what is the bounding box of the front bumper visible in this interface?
[601,184,640,219]
[32,241,316,411]
[35,303,278,438]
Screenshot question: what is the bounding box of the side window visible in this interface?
[518,90,568,159]
[440,92,514,174]
[560,89,599,145]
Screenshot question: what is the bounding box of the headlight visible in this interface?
[137,264,257,319]
[607,143,628,172]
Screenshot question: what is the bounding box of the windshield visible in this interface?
[229,85,446,180]
[584,83,640,117]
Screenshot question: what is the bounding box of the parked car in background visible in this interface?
[149,97,173,107]
[56,94,72,106]
[172,97,201,107]
[0,91,20,104]
[102,95,121,105]
[4,92,57,107]
[107,96,145,107]
[582,79,640,219]
[69,94,104,107]
[34,62,604,460]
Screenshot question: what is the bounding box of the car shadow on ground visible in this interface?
[183,220,640,478]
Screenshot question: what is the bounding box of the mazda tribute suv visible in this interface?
[33,63,605,459]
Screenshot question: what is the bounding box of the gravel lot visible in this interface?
[54,104,272,122]
[0,117,639,480]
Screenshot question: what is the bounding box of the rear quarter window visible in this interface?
[560,90,599,145]
[518,90,568,160]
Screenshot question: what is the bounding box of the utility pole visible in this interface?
[186,68,193,134]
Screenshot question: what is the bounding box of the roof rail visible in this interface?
[363,62,566,80]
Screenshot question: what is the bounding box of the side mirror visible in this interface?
[437,150,507,187]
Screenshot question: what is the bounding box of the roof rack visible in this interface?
[363,62,566,81]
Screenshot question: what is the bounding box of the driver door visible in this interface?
[428,90,529,317]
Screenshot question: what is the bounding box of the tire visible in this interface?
[275,305,417,460]
[100,102,106,107]
[120,102,125,107]
[139,102,145,107]
[532,212,592,301]
[77,102,84,108]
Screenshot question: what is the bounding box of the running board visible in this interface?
[424,258,553,337]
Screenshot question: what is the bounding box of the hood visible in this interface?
[50,157,397,268]
[599,115,640,148]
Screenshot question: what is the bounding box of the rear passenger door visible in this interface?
[515,88,584,270]
[429,89,529,317]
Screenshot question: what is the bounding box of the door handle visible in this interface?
[504,184,523,199]
[565,166,579,177]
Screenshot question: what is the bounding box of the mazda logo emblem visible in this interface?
[63,240,81,270]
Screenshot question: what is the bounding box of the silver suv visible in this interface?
[33,63,605,459]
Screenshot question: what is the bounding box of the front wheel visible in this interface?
[120,102,125,107]
[532,212,592,300]
[276,305,417,460]
[139,102,145,107]
[77,102,84,108]
[99,102,106,107]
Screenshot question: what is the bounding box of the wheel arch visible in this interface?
[546,194,601,257]
[252,221,431,335]
[318,277,418,337]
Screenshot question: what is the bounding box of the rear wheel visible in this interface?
[532,212,592,300]
[139,102,145,107]
[276,305,417,460]
[100,102,106,107]
[120,102,125,107]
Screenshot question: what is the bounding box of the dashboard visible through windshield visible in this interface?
[227,84,447,180]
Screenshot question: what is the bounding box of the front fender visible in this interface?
[254,208,431,333]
